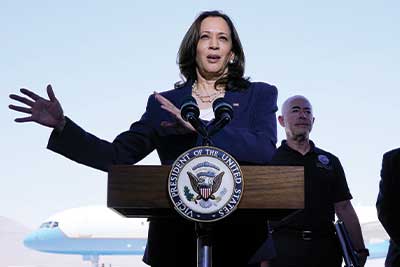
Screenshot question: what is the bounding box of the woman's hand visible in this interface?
[154,92,195,133]
[9,84,66,131]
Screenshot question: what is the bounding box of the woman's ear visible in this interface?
[229,53,235,64]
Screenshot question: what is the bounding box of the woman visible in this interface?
[9,10,277,267]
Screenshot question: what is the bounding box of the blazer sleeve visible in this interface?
[47,94,159,172]
[209,84,278,164]
[377,150,400,245]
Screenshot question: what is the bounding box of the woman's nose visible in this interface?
[209,36,219,49]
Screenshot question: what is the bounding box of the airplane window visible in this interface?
[52,222,59,228]
[40,222,52,228]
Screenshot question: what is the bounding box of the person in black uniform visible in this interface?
[377,148,400,267]
[260,95,368,267]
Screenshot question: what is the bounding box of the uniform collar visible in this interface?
[281,140,317,155]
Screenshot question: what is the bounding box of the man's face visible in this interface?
[279,97,315,141]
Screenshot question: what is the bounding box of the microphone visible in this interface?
[213,98,233,122]
[181,96,200,121]
[180,96,208,138]
[208,98,233,137]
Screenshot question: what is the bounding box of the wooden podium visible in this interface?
[107,165,304,267]
[107,165,304,218]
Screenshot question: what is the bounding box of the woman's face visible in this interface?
[195,16,234,80]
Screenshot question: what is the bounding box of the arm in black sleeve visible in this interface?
[377,149,400,245]
[47,95,159,172]
[332,157,352,202]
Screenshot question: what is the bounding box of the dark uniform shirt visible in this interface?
[269,140,353,267]
[271,140,352,231]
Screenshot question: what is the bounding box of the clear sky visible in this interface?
[2,0,399,228]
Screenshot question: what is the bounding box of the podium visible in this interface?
[107,165,304,266]
[108,165,304,217]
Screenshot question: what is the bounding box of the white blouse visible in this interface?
[199,107,214,121]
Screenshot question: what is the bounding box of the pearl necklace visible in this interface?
[192,81,225,103]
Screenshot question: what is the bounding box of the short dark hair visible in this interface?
[177,10,250,91]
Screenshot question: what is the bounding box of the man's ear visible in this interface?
[278,115,285,127]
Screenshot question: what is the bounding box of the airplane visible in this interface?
[362,220,390,260]
[23,206,148,267]
[349,205,390,266]
[23,205,389,267]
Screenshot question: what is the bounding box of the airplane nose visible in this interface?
[23,232,37,249]
[23,228,65,252]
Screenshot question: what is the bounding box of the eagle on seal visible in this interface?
[187,171,224,201]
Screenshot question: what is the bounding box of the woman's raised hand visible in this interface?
[154,92,195,133]
[9,84,66,131]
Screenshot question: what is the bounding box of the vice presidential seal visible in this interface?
[168,146,244,222]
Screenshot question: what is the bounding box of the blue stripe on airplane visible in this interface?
[368,240,389,259]
[24,227,146,255]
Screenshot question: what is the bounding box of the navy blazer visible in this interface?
[48,81,277,168]
[377,148,400,267]
[48,81,278,267]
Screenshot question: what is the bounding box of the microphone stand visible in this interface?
[196,122,213,267]
[181,97,233,267]
[195,117,231,267]
[196,222,213,267]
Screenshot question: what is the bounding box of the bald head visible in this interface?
[281,95,312,117]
